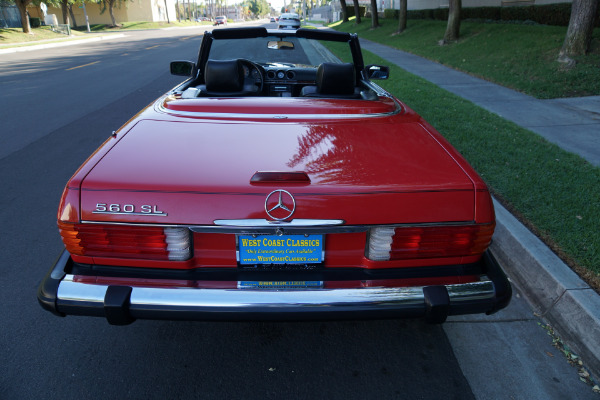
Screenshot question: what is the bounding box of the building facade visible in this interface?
[27,0,179,27]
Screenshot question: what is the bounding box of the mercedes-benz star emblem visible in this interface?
[265,189,296,221]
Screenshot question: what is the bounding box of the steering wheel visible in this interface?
[239,59,264,95]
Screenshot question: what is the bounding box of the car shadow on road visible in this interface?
[26,318,474,399]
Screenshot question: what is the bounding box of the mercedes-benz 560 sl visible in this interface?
[38,27,511,325]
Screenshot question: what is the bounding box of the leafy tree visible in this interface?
[440,0,461,44]
[98,0,132,27]
[68,1,78,27]
[243,0,270,17]
[559,0,600,64]
[60,0,70,25]
[13,0,34,33]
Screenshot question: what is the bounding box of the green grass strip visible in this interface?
[0,26,84,46]
[330,19,600,99]
[74,20,213,32]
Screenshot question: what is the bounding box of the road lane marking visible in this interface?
[66,61,100,71]
[145,45,160,50]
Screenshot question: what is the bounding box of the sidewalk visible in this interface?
[359,39,600,379]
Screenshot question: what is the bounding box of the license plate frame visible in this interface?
[237,281,324,289]
[237,234,324,265]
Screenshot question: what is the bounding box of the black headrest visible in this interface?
[316,63,356,95]
[205,59,244,92]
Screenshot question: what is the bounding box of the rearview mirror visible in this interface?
[170,61,196,77]
[267,41,295,50]
[365,65,389,80]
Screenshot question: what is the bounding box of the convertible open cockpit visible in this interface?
[171,27,389,100]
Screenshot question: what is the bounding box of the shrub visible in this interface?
[346,5,366,18]
[407,9,434,20]
[384,8,398,19]
[401,3,599,27]
[30,17,41,28]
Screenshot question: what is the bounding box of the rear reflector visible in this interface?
[367,227,396,261]
[164,227,192,261]
[367,223,495,261]
[58,222,191,261]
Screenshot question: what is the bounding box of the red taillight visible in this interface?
[367,223,495,261]
[58,222,191,261]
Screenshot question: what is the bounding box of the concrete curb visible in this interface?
[491,198,600,377]
[0,33,126,55]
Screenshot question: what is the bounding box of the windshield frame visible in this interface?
[196,28,365,85]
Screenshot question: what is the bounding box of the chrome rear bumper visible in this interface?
[38,250,511,325]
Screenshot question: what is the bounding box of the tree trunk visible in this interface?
[559,0,599,62]
[164,0,170,23]
[440,0,461,44]
[61,0,70,25]
[68,4,78,27]
[339,0,349,22]
[370,0,379,28]
[397,0,407,33]
[108,0,117,26]
[15,0,32,34]
[352,0,361,23]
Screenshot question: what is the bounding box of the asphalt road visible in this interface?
[0,23,595,400]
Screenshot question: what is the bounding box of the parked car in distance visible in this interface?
[270,16,276,22]
[214,16,227,25]
[38,27,511,326]
[278,12,300,29]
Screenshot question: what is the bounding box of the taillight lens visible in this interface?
[367,223,495,261]
[58,222,191,261]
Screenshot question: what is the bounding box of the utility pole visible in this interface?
[81,0,90,32]
[302,0,306,22]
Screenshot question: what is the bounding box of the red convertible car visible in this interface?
[38,27,511,325]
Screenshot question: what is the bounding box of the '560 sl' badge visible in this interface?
[93,203,168,217]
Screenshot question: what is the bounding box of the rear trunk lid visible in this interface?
[79,117,476,225]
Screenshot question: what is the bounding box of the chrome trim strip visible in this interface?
[360,79,392,99]
[80,220,475,228]
[79,219,478,234]
[214,218,344,226]
[199,219,355,234]
[56,274,496,311]
[154,96,403,120]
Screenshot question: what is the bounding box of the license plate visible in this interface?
[238,281,323,289]
[238,234,323,265]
